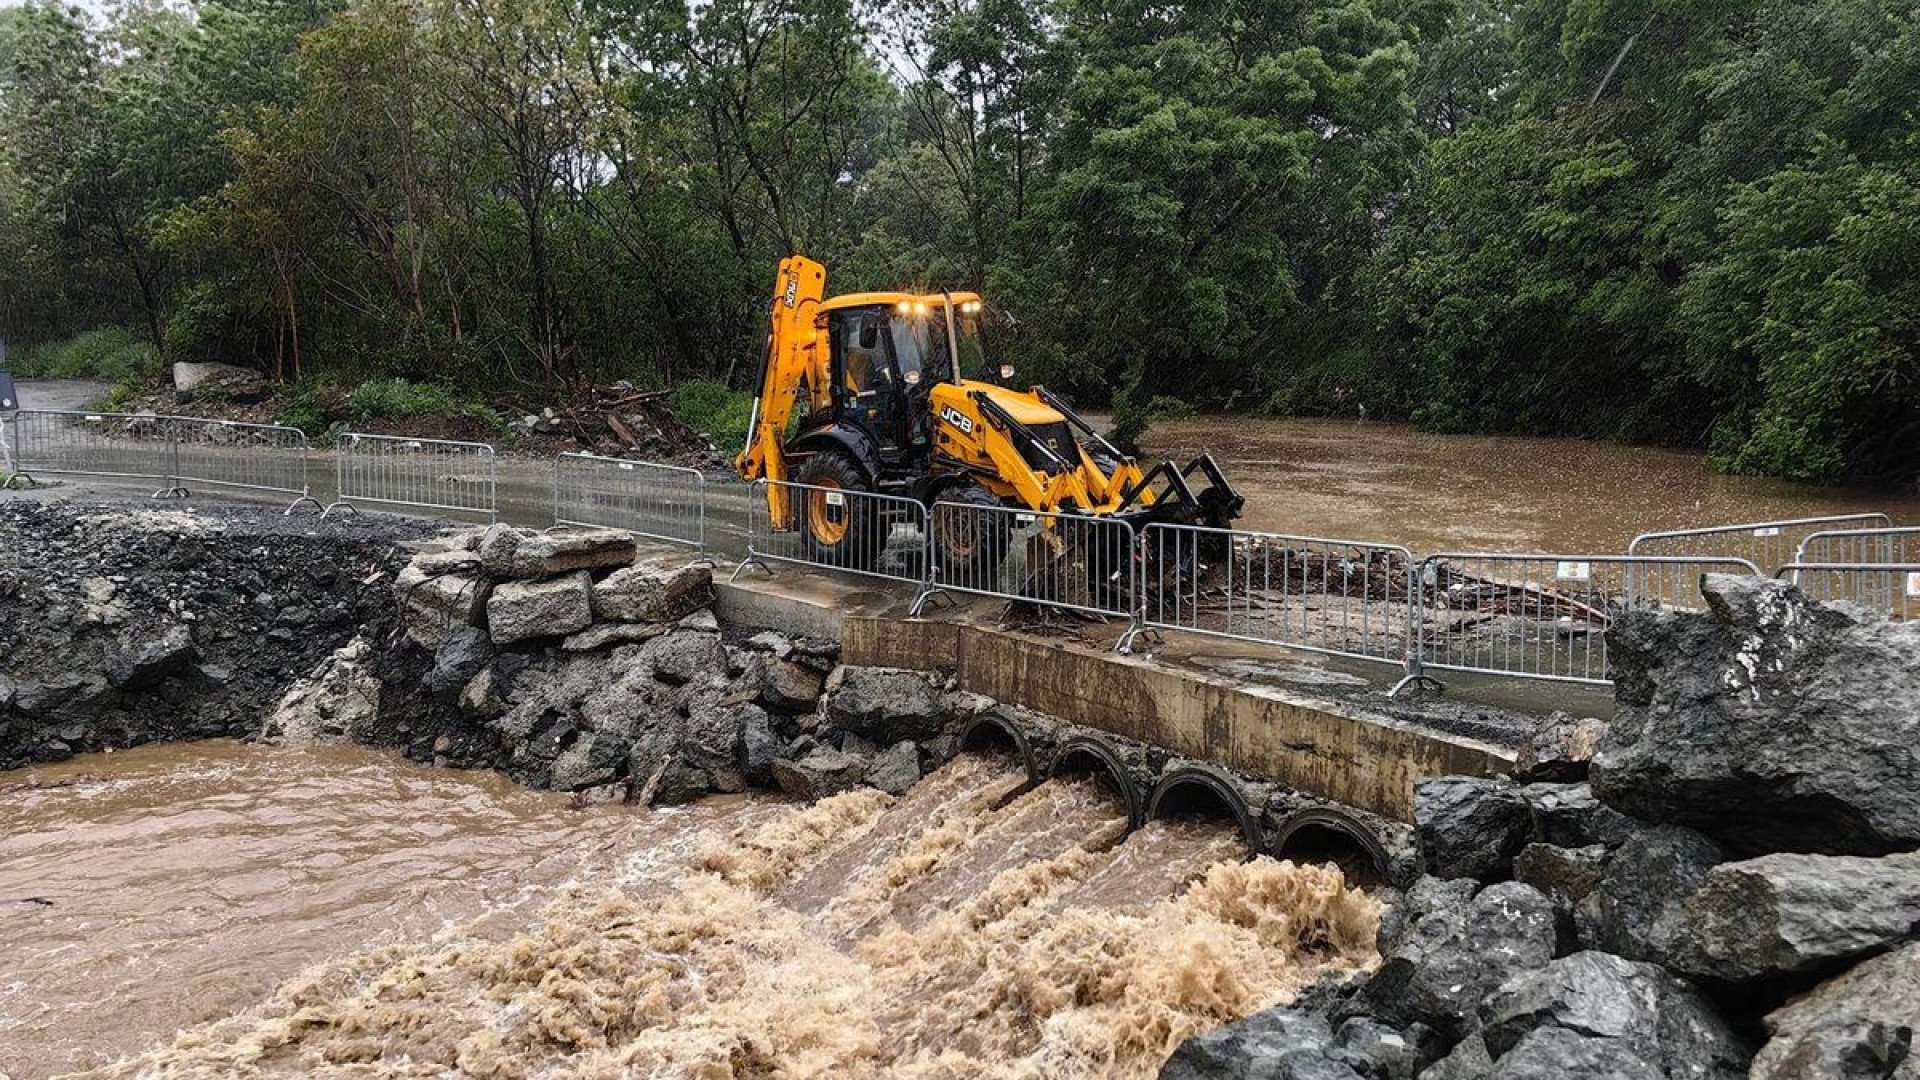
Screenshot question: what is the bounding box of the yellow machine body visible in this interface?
[735,255,1241,540]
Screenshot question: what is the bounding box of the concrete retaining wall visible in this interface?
[842,616,1512,822]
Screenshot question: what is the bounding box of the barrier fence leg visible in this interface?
[1389,560,1443,697]
[0,418,23,488]
[728,556,771,583]
[907,562,952,616]
[156,427,190,499]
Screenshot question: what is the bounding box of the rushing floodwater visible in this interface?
[1,744,1377,1079]
[1144,415,1920,554]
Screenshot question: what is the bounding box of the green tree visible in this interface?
[1001,0,1423,413]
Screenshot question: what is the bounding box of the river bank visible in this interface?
[0,500,1384,1077]
[3,496,1915,1078]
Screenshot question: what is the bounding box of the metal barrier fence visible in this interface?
[914,501,1138,627]
[3,409,315,509]
[1777,563,1920,621]
[1791,526,1920,567]
[164,417,315,508]
[1134,523,1416,668]
[5,409,175,492]
[733,478,929,587]
[327,432,497,521]
[553,452,705,550]
[1628,513,1892,574]
[1408,554,1762,685]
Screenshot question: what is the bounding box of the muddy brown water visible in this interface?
[2,745,1377,1078]
[1144,416,1920,554]
[0,741,782,1077]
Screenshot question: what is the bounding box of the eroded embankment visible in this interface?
[86,754,1379,1078]
[0,502,434,770]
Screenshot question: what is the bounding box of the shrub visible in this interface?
[13,327,161,381]
[345,377,505,434]
[278,385,333,437]
[347,378,459,422]
[669,380,754,452]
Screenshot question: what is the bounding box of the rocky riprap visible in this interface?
[269,521,1044,808]
[1163,573,1920,1080]
[0,500,432,768]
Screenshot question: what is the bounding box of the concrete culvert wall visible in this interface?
[957,715,1041,785]
[1272,807,1392,887]
[1147,767,1263,856]
[1048,738,1144,829]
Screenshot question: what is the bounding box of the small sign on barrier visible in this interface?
[1752,526,1782,538]
[1555,561,1592,582]
[1907,572,1920,599]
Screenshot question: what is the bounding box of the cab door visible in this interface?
[828,308,907,454]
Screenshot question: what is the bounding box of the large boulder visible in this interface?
[820,666,953,744]
[1580,824,1728,964]
[1520,782,1637,849]
[1419,1034,1493,1079]
[1478,951,1750,1079]
[1512,712,1608,782]
[172,360,269,402]
[264,637,379,743]
[866,740,922,796]
[772,748,871,800]
[105,623,195,688]
[752,656,827,713]
[1347,880,1559,1040]
[1414,776,1531,881]
[560,621,662,652]
[477,526,636,581]
[1750,943,1920,1080]
[1593,573,1920,856]
[424,624,492,697]
[1513,843,1610,905]
[591,561,713,622]
[628,748,711,806]
[394,561,490,648]
[486,572,593,645]
[1159,1008,1360,1080]
[638,630,729,687]
[1486,1027,1663,1079]
[1329,1017,1427,1080]
[1672,851,1920,983]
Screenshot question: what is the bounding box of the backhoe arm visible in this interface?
[736,255,828,488]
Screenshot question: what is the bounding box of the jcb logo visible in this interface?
[783,275,799,308]
[939,405,974,434]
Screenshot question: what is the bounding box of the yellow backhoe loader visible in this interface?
[735,255,1242,584]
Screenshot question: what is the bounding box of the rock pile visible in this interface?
[0,501,426,769]
[1164,574,1920,1080]
[367,524,1027,805]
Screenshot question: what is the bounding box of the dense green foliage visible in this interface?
[0,0,1914,484]
[668,380,755,454]
[11,325,160,380]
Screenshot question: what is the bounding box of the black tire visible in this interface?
[794,451,886,569]
[932,482,1011,583]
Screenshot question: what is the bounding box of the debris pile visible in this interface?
[507,383,725,467]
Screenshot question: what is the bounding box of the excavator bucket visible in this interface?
[1114,452,1245,531]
